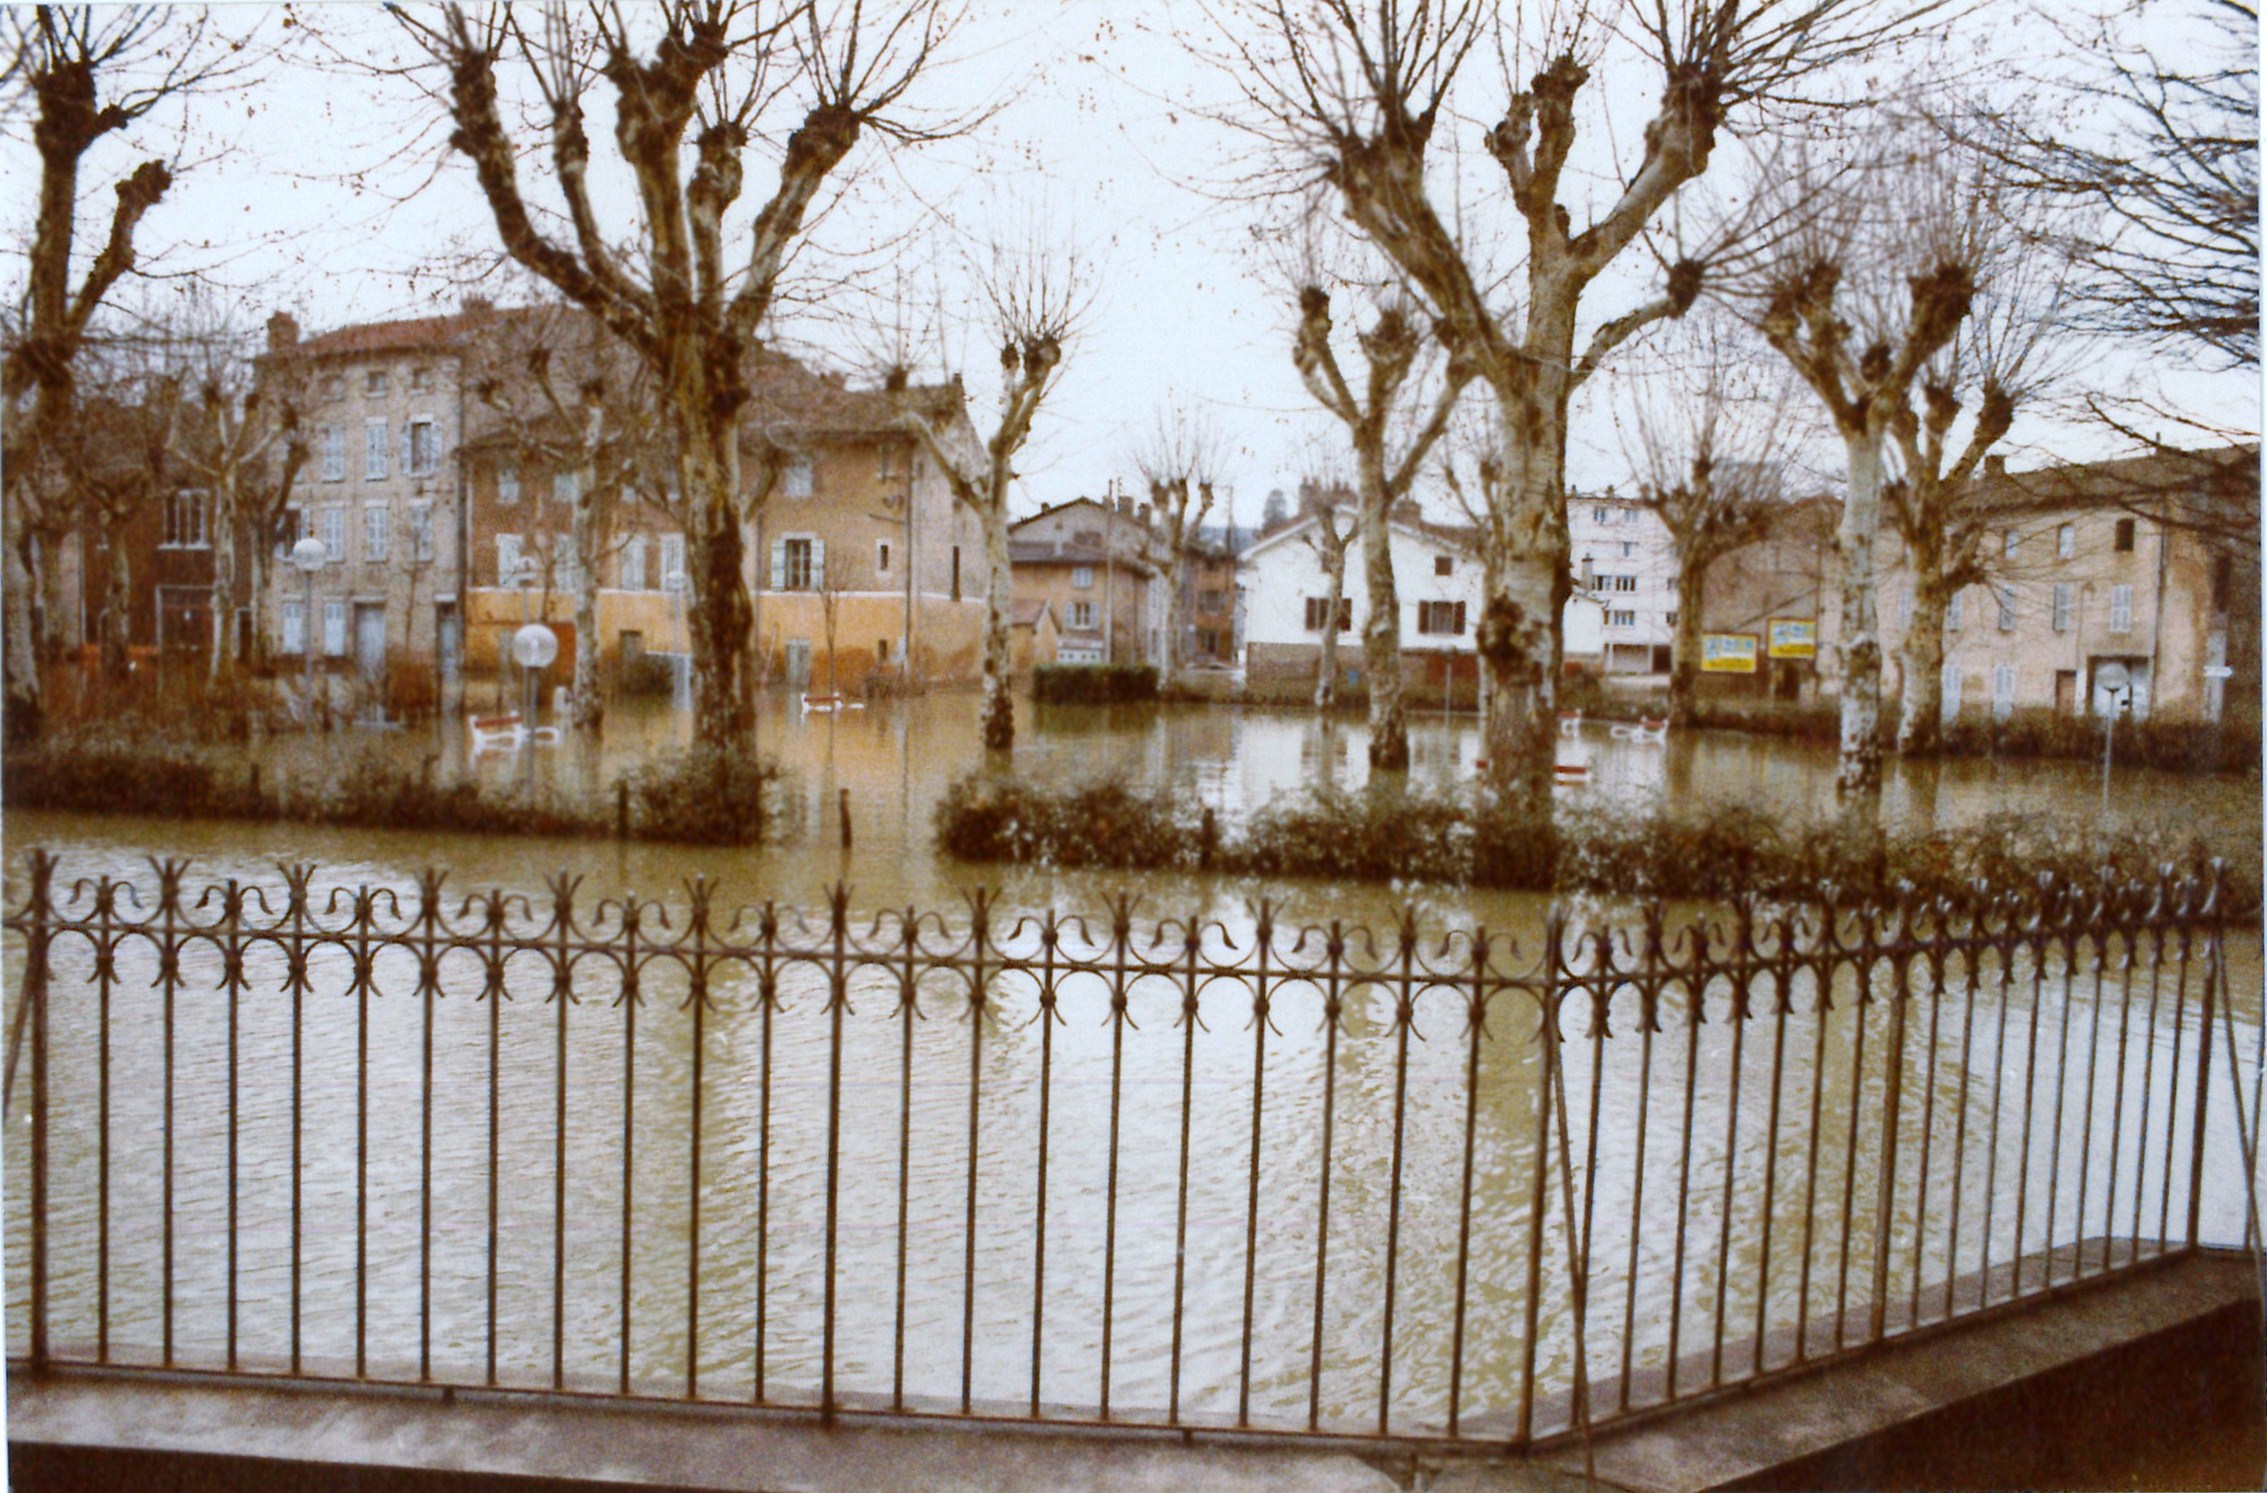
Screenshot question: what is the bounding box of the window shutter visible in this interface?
[1454,601,1467,635]
[770,538,786,590]
[811,538,825,591]
[400,424,413,476]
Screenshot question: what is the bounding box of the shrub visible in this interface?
[623,745,778,846]
[934,775,1198,870]
[1033,662,1160,706]
[4,731,266,820]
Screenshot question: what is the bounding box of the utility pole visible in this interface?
[1103,476,1116,665]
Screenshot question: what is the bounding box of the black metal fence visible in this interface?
[1,851,2247,1448]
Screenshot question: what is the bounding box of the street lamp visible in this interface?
[511,619,558,793]
[290,536,327,728]
[2095,659,2133,820]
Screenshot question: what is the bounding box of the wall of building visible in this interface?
[1240,517,1482,652]
[1569,494,1678,673]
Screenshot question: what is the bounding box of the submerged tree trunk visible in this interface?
[1668,563,1709,727]
[1315,545,1346,710]
[678,431,756,750]
[4,526,43,742]
[569,494,603,733]
[99,536,131,683]
[1898,578,1951,756]
[980,499,1013,751]
[1474,391,1572,809]
[1359,456,1408,771]
[1833,433,1890,811]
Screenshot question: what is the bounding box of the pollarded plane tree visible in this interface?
[892,234,1092,751]
[1281,221,1472,767]
[470,304,671,734]
[397,0,964,750]
[1300,480,1358,709]
[1620,315,1798,726]
[1743,130,2049,793]
[1216,0,1950,803]
[1,5,255,742]
[1134,401,1227,678]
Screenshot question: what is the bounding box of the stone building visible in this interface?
[1009,495,1168,666]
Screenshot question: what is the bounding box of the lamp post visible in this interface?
[290,536,327,728]
[512,620,558,794]
[2095,658,2132,821]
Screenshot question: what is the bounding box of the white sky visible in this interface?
[3,1,2255,528]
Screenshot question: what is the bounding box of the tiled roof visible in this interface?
[1974,445,2259,515]
[1011,598,1053,628]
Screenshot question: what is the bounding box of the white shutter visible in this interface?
[769,538,786,590]
[400,423,413,476]
[496,534,521,586]
[323,600,348,656]
[810,538,825,591]
[1940,662,1962,721]
[1991,663,2015,719]
[660,535,685,592]
[281,601,304,655]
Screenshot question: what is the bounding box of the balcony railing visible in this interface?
[1,852,2247,1449]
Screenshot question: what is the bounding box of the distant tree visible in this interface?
[1261,487,1291,532]
[894,234,1092,751]
[1134,401,1225,675]
[1298,478,1357,709]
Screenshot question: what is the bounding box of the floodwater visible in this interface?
[4,689,2262,1436]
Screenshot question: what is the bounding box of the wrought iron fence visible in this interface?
[0,850,2245,1448]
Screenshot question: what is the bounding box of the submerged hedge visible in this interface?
[1032,663,1160,705]
[936,774,2258,905]
[6,730,780,847]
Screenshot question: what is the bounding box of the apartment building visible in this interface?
[1569,490,1679,674]
[1009,496,1168,666]
[1695,495,1841,701]
[1875,448,2259,724]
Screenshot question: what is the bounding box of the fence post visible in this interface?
[25,850,54,1372]
[1868,905,1909,1343]
[2186,893,2223,1252]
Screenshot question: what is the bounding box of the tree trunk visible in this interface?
[980,498,1013,751]
[210,483,237,681]
[99,535,131,683]
[678,431,756,750]
[244,541,270,675]
[1832,430,1889,809]
[1315,547,1344,710]
[3,521,44,743]
[1473,394,1571,807]
[569,495,603,733]
[1897,578,1951,757]
[1668,560,1708,726]
[1359,457,1408,771]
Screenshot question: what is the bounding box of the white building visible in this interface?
[1239,509,1606,700]
[1569,491,1678,674]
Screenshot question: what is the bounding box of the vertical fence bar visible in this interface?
[1169,925,1200,1426]
[1100,902,1131,1422]
[1943,936,1985,1322]
[1794,931,1833,1364]
[228,878,243,1372]
[1619,940,1658,1408]
[485,898,502,1389]
[893,913,917,1413]
[620,907,638,1399]
[97,875,111,1365]
[2186,919,2222,1251]
[355,889,370,1379]
[823,889,848,1419]
[2071,921,2111,1282]
[961,895,990,1417]
[2010,919,2053,1298]
[1667,944,1703,1396]
[1711,909,1752,1388]
[1976,937,2017,1311]
[2130,919,2167,1260]
[2043,926,2084,1288]
[26,853,52,1372]
[1908,949,1945,1329]
[1237,908,1273,1431]
[162,869,179,1367]
[1377,918,1417,1436]
[1307,931,1344,1434]
[553,918,570,1393]
[2159,921,2196,1251]
[1866,943,1907,1345]
[2101,926,2139,1273]
[294,874,309,1378]
[1834,927,1872,1353]
[1448,931,1491,1436]
[755,926,776,1405]
[1030,914,1058,1420]
[418,877,436,1384]
[1517,916,1562,1442]
[684,885,710,1399]
[1754,927,1791,1376]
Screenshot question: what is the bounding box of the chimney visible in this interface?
[265,311,300,351]
[1985,454,2006,480]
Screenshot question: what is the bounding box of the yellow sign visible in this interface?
[1767,618,1817,659]
[1701,633,1759,673]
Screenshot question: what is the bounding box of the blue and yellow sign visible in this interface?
[1701,633,1760,673]
[1767,618,1817,659]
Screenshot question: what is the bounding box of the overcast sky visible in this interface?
[3,1,2254,528]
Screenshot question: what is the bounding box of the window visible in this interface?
[496,533,523,587]
[1071,565,1094,589]
[320,426,345,482]
[1434,555,1453,577]
[1608,574,1637,592]
[1069,600,1096,630]
[1593,506,1608,525]
[2057,523,2075,559]
[281,599,305,655]
[1940,661,1963,718]
[2003,530,2019,558]
[364,369,388,397]
[407,418,441,477]
[1073,528,1102,547]
[322,599,348,656]
[497,466,521,505]
[620,535,647,591]
[410,367,433,393]
[364,418,389,480]
[1608,609,1637,628]
[319,505,345,563]
[409,502,434,563]
[876,541,891,577]
[1666,610,1679,628]
[162,490,209,548]
[784,456,815,499]
[1992,663,2016,719]
[877,445,899,481]
[322,374,345,402]
[2052,581,2073,633]
[775,535,821,591]
[1304,596,1352,632]
[1947,591,1964,631]
[660,534,686,592]
[2109,582,2133,633]
[1199,589,1227,615]
[1417,600,1467,635]
[2114,517,2136,552]
[552,470,579,505]
[363,502,389,563]
[1997,589,2014,631]
[1620,541,1634,558]
[951,545,961,602]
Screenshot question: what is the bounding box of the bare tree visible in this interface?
[894,234,1091,751]
[1218,0,1947,802]
[1298,477,1358,709]
[1285,238,1470,767]
[1,6,252,741]
[1623,321,1797,725]
[397,1,962,749]
[1746,134,2005,806]
[53,345,186,682]
[1134,401,1225,676]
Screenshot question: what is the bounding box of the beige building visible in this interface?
[1010,496,1169,666]
[265,300,986,702]
[1875,448,2259,724]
